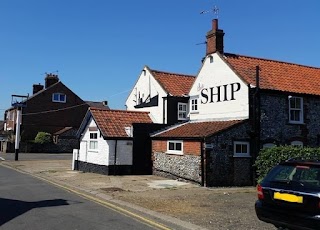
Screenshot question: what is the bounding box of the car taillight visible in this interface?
[257,184,264,200]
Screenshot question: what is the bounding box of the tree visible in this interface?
[34,132,52,144]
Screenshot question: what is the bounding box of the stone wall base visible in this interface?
[74,160,132,175]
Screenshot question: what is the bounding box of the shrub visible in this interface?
[255,146,320,182]
[34,132,52,144]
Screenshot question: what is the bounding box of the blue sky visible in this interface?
[1,0,320,115]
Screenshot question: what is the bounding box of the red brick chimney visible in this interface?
[45,73,59,88]
[33,83,44,94]
[206,19,224,55]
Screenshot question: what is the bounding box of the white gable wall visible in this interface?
[79,117,134,167]
[79,118,109,165]
[189,53,249,120]
[126,67,167,123]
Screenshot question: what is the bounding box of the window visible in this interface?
[234,141,250,157]
[289,97,303,123]
[52,93,66,103]
[167,140,183,155]
[209,55,214,63]
[191,98,198,112]
[89,132,98,150]
[291,140,303,147]
[178,103,188,120]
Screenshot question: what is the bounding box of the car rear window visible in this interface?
[263,164,320,189]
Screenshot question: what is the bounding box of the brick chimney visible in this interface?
[45,73,59,88]
[206,19,224,55]
[33,83,44,94]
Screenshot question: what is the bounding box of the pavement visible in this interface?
[0,152,270,230]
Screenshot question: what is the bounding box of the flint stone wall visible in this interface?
[153,152,202,184]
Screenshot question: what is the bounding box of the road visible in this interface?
[0,152,72,161]
[0,165,161,230]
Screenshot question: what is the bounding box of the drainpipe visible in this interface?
[252,65,261,185]
[201,138,206,187]
[114,140,118,175]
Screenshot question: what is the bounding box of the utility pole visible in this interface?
[11,94,28,161]
[14,107,22,161]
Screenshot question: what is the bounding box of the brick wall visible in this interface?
[21,82,88,140]
[152,140,201,155]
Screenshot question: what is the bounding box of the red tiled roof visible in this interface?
[153,120,245,138]
[150,69,195,96]
[224,53,320,95]
[90,108,153,138]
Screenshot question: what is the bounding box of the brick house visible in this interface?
[3,73,109,152]
[126,66,195,125]
[74,107,164,175]
[149,19,320,186]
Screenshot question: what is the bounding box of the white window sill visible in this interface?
[288,121,304,125]
[166,151,183,155]
[233,154,251,158]
[88,150,99,152]
[190,111,199,114]
[52,101,66,103]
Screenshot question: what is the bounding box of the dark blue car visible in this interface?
[255,159,320,230]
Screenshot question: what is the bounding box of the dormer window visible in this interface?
[52,93,66,103]
[178,103,188,120]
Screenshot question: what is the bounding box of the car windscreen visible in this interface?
[263,164,320,189]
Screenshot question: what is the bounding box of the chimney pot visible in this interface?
[33,84,44,94]
[45,73,59,88]
[213,19,218,31]
[206,19,224,55]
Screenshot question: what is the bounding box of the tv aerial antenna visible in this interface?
[200,5,219,19]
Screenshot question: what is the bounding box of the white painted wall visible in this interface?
[79,118,109,166]
[125,67,167,124]
[79,117,134,166]
[189,53,249,120]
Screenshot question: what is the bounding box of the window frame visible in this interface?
[288,96,303,124]
[190,98,198,113]
[177,102,188,120]
[88,131,98,151]
[52,93,67,103]
[233,141,250,157]
[167,140,183,155]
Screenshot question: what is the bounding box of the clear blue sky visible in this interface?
[1,0,320,115]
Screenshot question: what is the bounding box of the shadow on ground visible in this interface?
[0,198,69,226]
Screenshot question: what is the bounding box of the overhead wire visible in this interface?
[22,102,89,116]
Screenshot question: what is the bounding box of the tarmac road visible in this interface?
[0,164,160,230]
[0,152,275,230]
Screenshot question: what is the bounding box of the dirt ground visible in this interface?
[0,155,275,230]
[101,187,275,230]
